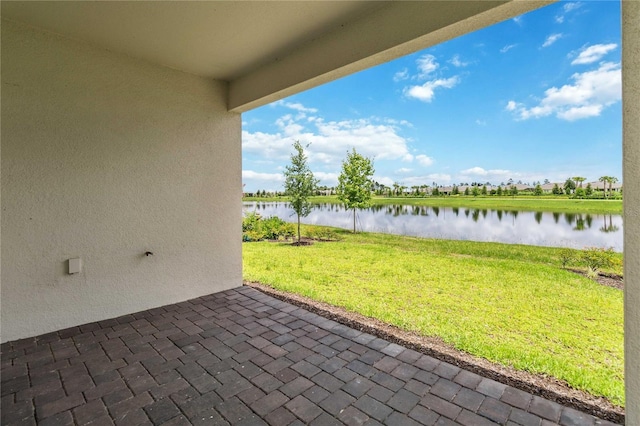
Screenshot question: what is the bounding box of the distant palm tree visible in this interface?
[599,176,610,198]
[608,176,619,198]
[572,176,586,188]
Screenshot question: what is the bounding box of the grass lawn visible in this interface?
[243,195,623,214]
[242,227,624,406]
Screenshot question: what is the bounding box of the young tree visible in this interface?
[585,182,593,197]
[552,183,562,195]
[564,178,576,195]
[464,187,470,196]
[336,149,375,233]
[534,184,543,196]
[481,185,488,196]
[284,141,318,242]
[497,186,503,196]
[472,186,480,197]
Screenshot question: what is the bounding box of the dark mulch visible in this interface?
[568,268,624,290]
[244,281,625,424]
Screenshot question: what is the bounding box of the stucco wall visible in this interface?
[623,1,640,420]
[1,20,241,342]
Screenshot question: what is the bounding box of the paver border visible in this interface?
[244,281,624,424]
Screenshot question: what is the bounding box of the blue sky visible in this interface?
[242,1,622,193]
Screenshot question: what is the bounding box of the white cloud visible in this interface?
[454,168,561,186]
[391,173,451,187]
[512,16,523,25]
[506,61,621,121]
[242,170,284,182]
[243,109,413,166]
[415,155,434,167]
[271,100,318,113]
[557,104,603,121]
[449,55,469,68]
[460,167,511,177]
[457,167,541,185]
[570,43,617,65]
[416,54,439,77]
[396,168,413,174]
[405,77,459,103]
[393,68,409,82]
[542,33,563,48]
[500,44,517,53]
[373,176,395,187]
[475,119,487,126]
[401,54,460,103]
[556,2,582,23]
[426,173,451,183]
[564,2,582,13]
[314,172,339,187]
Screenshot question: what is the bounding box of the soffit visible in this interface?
[1,1,554,111]
[1,1,385,80]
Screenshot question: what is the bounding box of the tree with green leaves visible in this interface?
[552,183,562,195]
[336,149,375,233]
[284,141,318,242]
[599,176,609,198]
[472,186,480,197]
[572,176,586,188]
[497,186,503,196]
[481,185,487,196]
[608,176,619,198]
[564,178,576,195]
[534,184,543,196]
[585,182,593,197]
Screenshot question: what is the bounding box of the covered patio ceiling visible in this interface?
[1,1,551,112]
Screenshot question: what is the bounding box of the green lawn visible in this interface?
[243,195,623,214]
[243,227,624,406]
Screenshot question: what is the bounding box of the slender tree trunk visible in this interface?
[297,215,301,243]
[353,208,356,233]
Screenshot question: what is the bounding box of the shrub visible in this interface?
[242,213,294,241]
[261,216,295,240]
[580,247,617,275]
[558,248,575,269]
[305,225,340,241]
[242,212,261,232]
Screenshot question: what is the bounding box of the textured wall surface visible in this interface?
[623,1,640,420]
[1,20,241,342]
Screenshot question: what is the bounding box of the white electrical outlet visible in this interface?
[68,258,82,274]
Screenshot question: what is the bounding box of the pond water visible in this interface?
[243,202,623,251]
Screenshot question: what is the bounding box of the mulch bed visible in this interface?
[244,280,625,424]
[569,268,624,290]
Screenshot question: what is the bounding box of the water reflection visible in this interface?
[243,202,623,251]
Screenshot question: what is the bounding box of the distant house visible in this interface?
[540,183,558,193]
[590,181,623,192]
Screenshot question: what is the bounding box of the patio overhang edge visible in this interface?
[228,0,554,113]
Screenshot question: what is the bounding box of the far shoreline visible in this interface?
[242,195,623,215]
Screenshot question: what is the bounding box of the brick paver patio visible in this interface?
[1,286,620,425]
